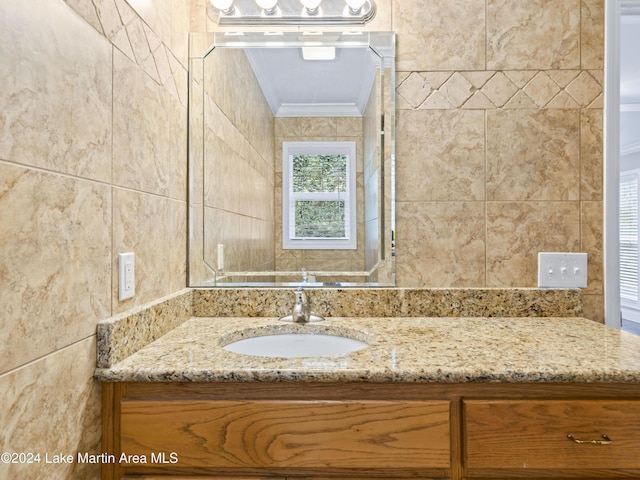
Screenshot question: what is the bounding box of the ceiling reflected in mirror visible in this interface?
[245,44,378,116]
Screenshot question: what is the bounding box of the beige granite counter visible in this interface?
[96,288,583,368]
[95,316,640,384]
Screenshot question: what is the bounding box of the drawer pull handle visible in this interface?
[567,434,613,445]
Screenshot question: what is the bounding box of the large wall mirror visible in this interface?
[188,31,395,287]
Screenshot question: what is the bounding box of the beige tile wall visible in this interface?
[0,0,605,477]
[0,0,190,478]
[393,0,604,322]
[201,47,275,282]
[203,0,604,320]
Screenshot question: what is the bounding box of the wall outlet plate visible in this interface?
[118,252,135,300]
[537,252,587,289]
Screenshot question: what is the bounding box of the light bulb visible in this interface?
[345,0,366,10]
[211,0,234,13]
[300,0,322,14]
[256,0,278,11]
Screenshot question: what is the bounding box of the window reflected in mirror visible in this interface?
[188,32,395,286]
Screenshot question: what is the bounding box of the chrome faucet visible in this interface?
[291,287,311,323]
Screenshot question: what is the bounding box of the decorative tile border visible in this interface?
[397,70,603,110]
[64,0,186,107]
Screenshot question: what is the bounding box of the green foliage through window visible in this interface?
[291,154,348,239]
[292,155,347,193]
[295,200,346,238]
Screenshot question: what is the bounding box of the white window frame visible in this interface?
[621,169,640,321]
[282,141,356,250]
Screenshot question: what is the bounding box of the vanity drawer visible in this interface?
[464,399,640,469]
[120,400,451,470]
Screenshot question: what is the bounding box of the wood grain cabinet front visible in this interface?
[120,399,451,471]
[463,399,640,471]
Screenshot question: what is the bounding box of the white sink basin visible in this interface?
[223,333,367,358]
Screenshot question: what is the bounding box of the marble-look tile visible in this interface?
[581,201,604,295]
[480,72,519,107]
[204,48,273,157]
[486,202,581,287]
[112,188,174,312]
[113,49,174,196]
[188,204,214,285]
[565,71,603,107]
[396,72,432,109]
[169,0,192,67]
[0,164,111,373]
[581,109,603,201]
[169,94,188,201]
[486,109,580,201]
[397,69,597,111]
[582,293,604,324]
[523,72,562,108]
[0,0,112,182]
[337,117,364,137]
[394,0,485,71]
[487,0,581,70]
[204,134,272,220]
[200,41,274,269]
[168,199,188,292]
[0,338,101,480]
[396,202,486,287]
[128,0,171,51]
[63,0,103,34]
[300,117,338,137]
[170,53,189,107]
[581,0,605,70]
[396,110,485,202]
[275,117,304,139]
[204,207,274,275]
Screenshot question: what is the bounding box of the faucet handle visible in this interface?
[295,286,306,301]
[279,287,324,323]
[292,287,310,323]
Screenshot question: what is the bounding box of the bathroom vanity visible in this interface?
[97,310,640,480]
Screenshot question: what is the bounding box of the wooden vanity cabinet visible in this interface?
[464,399,640,471]
[103,382,640,480]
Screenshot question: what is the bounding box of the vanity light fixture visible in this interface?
[300,0,322,15]
[211,0,236,15]
[255,0,279,15]
[208,0,376,25]
[344,0,366,14]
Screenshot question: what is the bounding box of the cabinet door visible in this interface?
[464,399,640,469]
[120,400,450,470]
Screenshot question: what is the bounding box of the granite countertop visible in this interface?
[94,316,640,383]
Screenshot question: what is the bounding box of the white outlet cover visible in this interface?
[118,252,135,300]
[537,252,587,289]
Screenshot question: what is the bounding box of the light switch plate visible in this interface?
[537,252,587,289]
[118,252,135,300]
